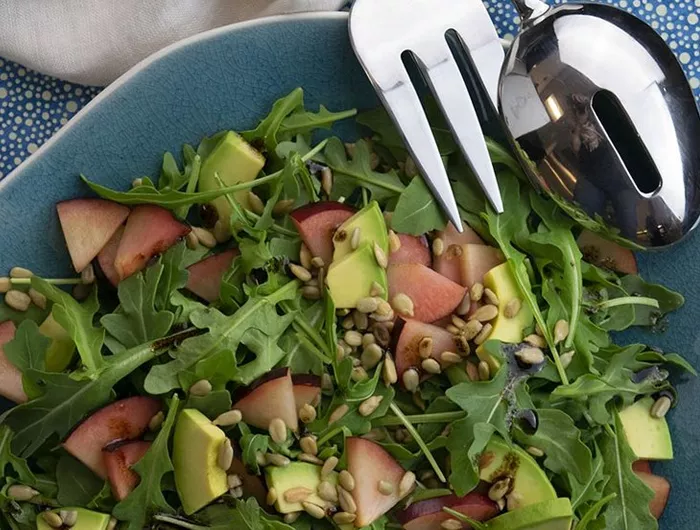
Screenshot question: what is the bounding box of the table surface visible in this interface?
[0,0,697,179]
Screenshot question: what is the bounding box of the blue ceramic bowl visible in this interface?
[0,12,697,527]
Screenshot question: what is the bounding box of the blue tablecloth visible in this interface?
[0,0,698,179]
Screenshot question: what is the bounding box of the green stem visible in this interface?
[280,300,331,359]
[389,402,447,483]
[373,411,466,427]
[176,154,202,218]
[153,514,205,530]
[596,296,659,310]
[9,278,82,285]
[442,508,487,530]
[242,210,298,236]
[317,426,345,447]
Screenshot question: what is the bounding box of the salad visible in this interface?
[0,87,694,530]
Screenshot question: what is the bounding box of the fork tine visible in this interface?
[423,52,504,213]
[380,79,463,228]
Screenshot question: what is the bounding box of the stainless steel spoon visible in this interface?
[499,0,700,248]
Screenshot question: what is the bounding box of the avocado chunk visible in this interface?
[39,314,75,372]
[332,201,389,261]
[485,498,573,529]
[479,437,556,511]
[198,131,266,226]
[36,508,110,530]
[477,262,533,372]
[619,397,673,460]
[327,242,388,309]
[265,462,338,513]
[173,408,228,514]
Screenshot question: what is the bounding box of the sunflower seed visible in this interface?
[10,267,33,279]
[560,350,575,369]
[273,199,295,216]
[344,329,363,347]
[132,177,143,188]
[484,288,499,306]
[227,474,242,489]
[441,519,463,530]
[339,470,356,491]
[359,395,384,417]
[526,446,545,458]
[148,411,165,431]
[462,319,483,340]
[289,263,312,282]
[466,361,480,381]
[80,264,95,285]
[269,418,287,444]
[383,354,398,385]
[399,471,416,497]
[488,477,512,501]
[418,336,433,359]
[7,485,39,501]
[446,324,461,335]
[497,498,506,511]
[5,290,30,311]
[318,480,338,502]
[301,285,321,300]
[372,323,391,346]
[377,480,394,495]
[256,452,267,466]
[189,379,212,396]
[504,298,522,319]
[321,167,333,196]
[214,220,232,243]
[329,405,349,424]
[193,227,217,248]
[0,278,10,293]
[322,456,339,477]
[266,453,291,467]
[373,242,388,269]
[338,487,357,513]
[456,292,471,315]
[451,315,467,329]
[362,333,376,348]
[357,296,380,314]
[361,343,383,369]
[284,512,301,524]
[217,439,233,470]
[524,334,547,348]
[392,293,415,317]
[515,347,545,365]
[351,366,368,382]
[353,310,369,331]
[421,358,441,374]
[478,361,491,380]
[321,373,333,391]
[230,486,244,498]
[28,288,47,309]
[300,436,318,456]
[299,403,317,424]
[370,281,385,297]
[333,512,357,525]
[432,237,445,257]
[474,323,493,345]
[41,512,63,528]
[402,368,420,392]
[341,315,355,330]
[384,230,400,254]
[106,517,118,530]
[440,351,462,365]
[456,335,471,355]
[299,244,313,269]
[470,282,484,302]
[651,396,672,419]
[60,510,78,527]
[284,487,313,503]
[214,409,243,427]
[299,453,323,465]
[301,501,325,519]
[471,304,499,322]
[185,230,199,249]
[554,319,570,345]
[349,227,362,251]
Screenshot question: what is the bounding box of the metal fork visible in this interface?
[349,0,505,227]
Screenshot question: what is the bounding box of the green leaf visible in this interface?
[576,493,617,530]
[156,243,190,311]
[112,396,180,530]
[31,278,104,377]
[185,390,232,419]
[55,454,104,507]
[0,426,35,485]
[238,424,269,475]
[235,314,296,385]
[391,176,447,235]
[194,498,294,530]
[101,263,175,351]
[568,448,609,512]
[620,275,684,327]
[279,105,357,137]
[3,321,48,374]
[241,88,305,155]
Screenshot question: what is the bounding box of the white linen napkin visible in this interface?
[0,0,346,86]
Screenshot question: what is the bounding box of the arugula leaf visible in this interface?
[568,448,609,511]
[101,263,175,350]
[576,493,617,530]
[620,275,684,327]
[31,278,104,377]
[55,454,104,507]
[391,176,447,235]
[112,396,179,530]
[186,390,232,419]
[4,321,49,399]
[241,88,304,155]
[156,243,190,311]
[193,498,294,530]
[279,105,357,137]
[0,426,35,485]
[238,424,269,475]
[0,301,50,326]
[235,314,296,385]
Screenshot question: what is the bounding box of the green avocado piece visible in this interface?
[479,437,556,511]
[36,508,110,530]
[265,462,338,513]
[39,314,75,372]
[477,262,533,372]
[486,498,573,529]
[327,242,388,309]
[173,409,229,514]
[198,131,266,226]
[619,397,673,460]
[332,201,389,262]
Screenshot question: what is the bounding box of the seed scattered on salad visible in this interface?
[4,289,31,311]
[478,360,492,380]
[41,511,64,529]
[554,318,570,344]
[470,281,484,301]
[7,484,39,502]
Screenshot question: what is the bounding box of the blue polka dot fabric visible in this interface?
[0,0,698,178]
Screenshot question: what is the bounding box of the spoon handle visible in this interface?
[510,0,549,24]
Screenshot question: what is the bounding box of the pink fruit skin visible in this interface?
[57,199,130,272]
[392,318,457,377]
[459,245,504,289]
[636,471,670,519]
[290,202,355,265]
[389,234,431,267]
[397,493,499,530]
[233,368,298,431]
[347,437,406,527]
[114,205,190,280]
[388,263,466,323]
[103,440,151,501]
[433,222,483,283]
[97,225,124,287]
[63,396,161,479]
[186,249,239,302]
[577,230,638,275]
[0,321,27,403]
[291,374,322,410]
